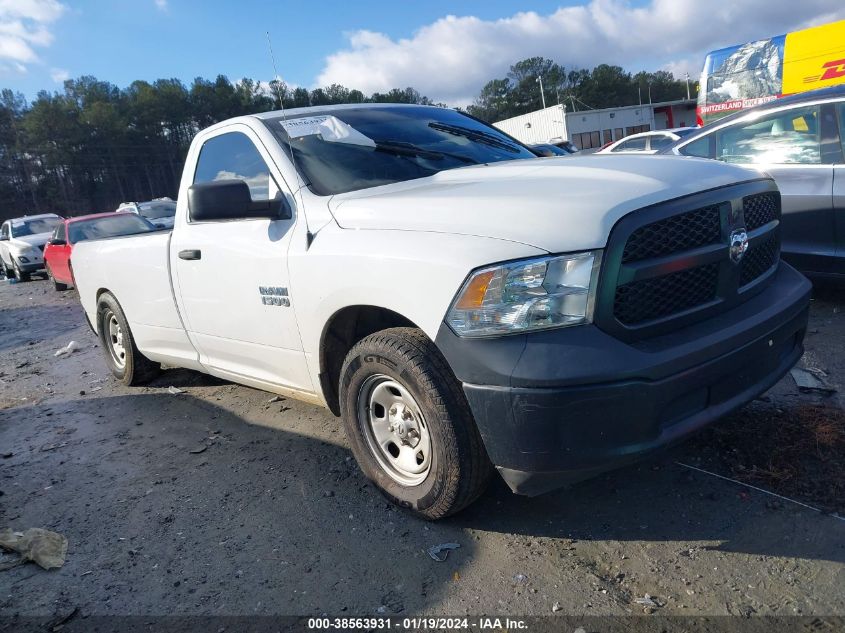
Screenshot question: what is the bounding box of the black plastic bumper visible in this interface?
[435,263,811,496]
[18,261,44,273]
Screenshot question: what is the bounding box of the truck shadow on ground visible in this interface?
[2,390,843,617]
[127,373,845,565]
[0,393,478,615]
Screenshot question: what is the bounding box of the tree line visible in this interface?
[464,57,692,121]
[0,59,692,220]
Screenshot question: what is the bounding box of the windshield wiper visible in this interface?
[373,140,479,165]
[427,122,522,153]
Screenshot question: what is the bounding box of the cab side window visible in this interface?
[0,223,8,240]
[612,137,647,152]
[193,132,276,203]
[54,223,67,242]
[649,134,675,150]
[712,106,822,165]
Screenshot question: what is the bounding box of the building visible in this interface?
[493,99,696,150]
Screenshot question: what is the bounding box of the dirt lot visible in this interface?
[1,276,844,622]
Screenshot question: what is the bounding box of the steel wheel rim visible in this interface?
[105,310,127,369]
[357,374,432,486]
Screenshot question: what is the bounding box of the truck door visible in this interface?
[170,126,313,393]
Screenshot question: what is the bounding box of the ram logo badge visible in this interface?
[259,286,290,307]
[729,229,749,265]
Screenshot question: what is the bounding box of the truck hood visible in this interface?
[9,233,51,250]
[328,156,763,252]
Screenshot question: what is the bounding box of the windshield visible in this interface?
[137,202,176,220]
[267,106,536,195]
[68,215,155,243]
[11,217,61,237]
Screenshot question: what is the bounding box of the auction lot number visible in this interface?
[307,617,475,630]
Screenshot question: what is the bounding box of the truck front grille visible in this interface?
[740,232,780,287]
[614,263,719,326]
[621,204,721,263]
[596,182,782,340]
[743,191,779,230]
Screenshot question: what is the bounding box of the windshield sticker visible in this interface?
[279,115,375,148]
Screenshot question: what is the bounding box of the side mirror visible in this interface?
[187,180,291,222]
[50,239,67,246]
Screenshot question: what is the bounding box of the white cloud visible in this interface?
[50,66,67,82]
[154,0,168,12]
[316,0,845,106]
[0,0,66,74]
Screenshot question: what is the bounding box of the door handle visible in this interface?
[178,249,201,260]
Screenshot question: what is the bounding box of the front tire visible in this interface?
[12,262,30,282]
[96,292,160,385]
[339,327,492,519]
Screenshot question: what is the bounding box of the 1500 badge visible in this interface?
[259,286,290,307]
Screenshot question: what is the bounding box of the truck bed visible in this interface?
[72,231,198,367]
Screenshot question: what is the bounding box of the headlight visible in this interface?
[18,255,30,263]
[447,251,602,337]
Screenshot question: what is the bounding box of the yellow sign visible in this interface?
[782,19,845,94]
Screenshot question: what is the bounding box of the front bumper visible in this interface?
[435,263,811,496]
[17,259,45,273]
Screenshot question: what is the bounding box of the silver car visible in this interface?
[663,85,845,278]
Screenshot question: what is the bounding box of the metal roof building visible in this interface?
[494,99,696,150]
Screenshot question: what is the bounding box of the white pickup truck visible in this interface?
[71,104,811,518]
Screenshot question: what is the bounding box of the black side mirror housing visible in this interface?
[50,239,67,246]
[188,180,291,222]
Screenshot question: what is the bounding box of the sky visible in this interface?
[2,0,845,107]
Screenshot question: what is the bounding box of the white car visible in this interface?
[597,127,698,154]
[116,199,176,229]
[70,104,810,518]
[0,213,64,281]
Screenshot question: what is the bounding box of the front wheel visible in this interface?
[12,262,30,282]
[339,327,492,519]
[96,292,160,385]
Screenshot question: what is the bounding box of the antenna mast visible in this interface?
[266,31,313,246]
[266,32,285,110]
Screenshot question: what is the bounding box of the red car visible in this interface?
[44,212,157,290]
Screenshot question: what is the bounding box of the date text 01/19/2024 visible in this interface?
[306,617,528,630]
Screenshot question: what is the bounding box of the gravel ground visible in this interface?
[0,277,843,621]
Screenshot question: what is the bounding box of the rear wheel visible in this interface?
[96,292,160,385]
[339,327,492,519]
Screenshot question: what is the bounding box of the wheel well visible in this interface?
[319,306,416,416]
[89,288,112,334]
